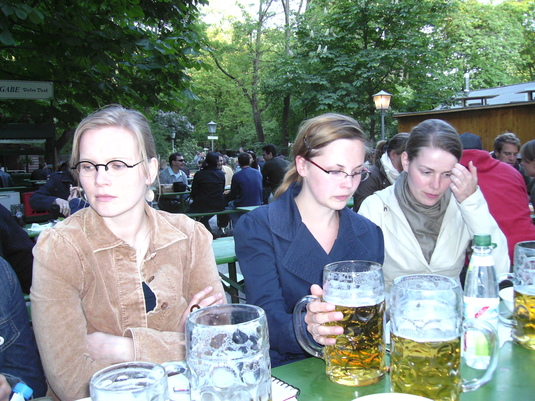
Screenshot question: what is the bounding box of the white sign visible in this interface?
[0,80,54,99]
[207,135,218,140]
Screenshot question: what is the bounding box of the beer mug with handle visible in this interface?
[390,274,498,401]
[293,260,386,386]
[89,361,169,401]
[499,240,535,350]
[186,304,271,401]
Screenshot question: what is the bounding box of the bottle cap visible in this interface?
[12,383,33,400]
[473,234,492,246]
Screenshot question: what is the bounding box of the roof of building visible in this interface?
[452,81,535,108]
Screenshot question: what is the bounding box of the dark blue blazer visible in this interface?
[226,166,263,207]
[29,171,74,213]
[234,182,384,367]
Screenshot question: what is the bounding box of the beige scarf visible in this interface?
[394,172,451,263]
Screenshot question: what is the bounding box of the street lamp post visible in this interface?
[373,90,392,141]
[207,121,218,151]
[170,132,176,152]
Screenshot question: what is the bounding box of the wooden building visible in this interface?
[394,82,535,151]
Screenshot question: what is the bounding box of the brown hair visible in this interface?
[274,113,367,198]
[521,139,535,162]
[406,119,462,162]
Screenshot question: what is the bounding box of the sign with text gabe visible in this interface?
[0,80,54,99]
[207,135,218,140]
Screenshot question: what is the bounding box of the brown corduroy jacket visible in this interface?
[31,205,224,401]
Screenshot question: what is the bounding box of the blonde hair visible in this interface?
[274,113,367,198]
[70,105,157,183]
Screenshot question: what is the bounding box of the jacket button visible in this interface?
[147,276,155,283]
[0,337,4,345]
[161,302,169,310]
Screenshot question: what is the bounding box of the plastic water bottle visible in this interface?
[463,233,499,369]
[10,383,33,401]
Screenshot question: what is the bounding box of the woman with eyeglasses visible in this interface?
[303,119,509,348]
[30,105,224,401]
[233,113,384,367]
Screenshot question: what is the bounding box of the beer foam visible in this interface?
[323,293,384,307]
[393,330,459,343]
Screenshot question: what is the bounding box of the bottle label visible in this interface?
[463,296,499,326]
[468,255,494,268]
[463,297,499,369]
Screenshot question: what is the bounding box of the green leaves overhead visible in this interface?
[0,0,208,131]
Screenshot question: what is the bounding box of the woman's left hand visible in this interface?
[450,161,477,203]
[86,332,135,364]
[178,286,225,332]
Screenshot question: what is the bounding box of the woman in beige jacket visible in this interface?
[31,105,225,401]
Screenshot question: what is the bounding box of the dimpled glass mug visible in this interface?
[499,241,535,350]
[293,260,386,386]
[389,274,498,401]
[186,304,271,401]
[89,361,169,401]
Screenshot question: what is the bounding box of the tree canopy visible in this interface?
[0,0,208,131]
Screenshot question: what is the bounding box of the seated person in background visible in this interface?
[305,119,509,347]
[353,132,409,212]
[234,113,384,367]
[225,152,263,227]
[493,132,521,168]
[492,132,533,191]
[0,256,47,399]
[0,204,35,294]
[158,152,189,213]
[189,152,226,234]
[30,162,52,181]
[261,144,289,203]
[459,132,535,261]
[29,167,75,219]
[521,140,535,205]
[219,154,234,188]
[31,105,225,400]
[372,139,387,165]
[0,165,14,188]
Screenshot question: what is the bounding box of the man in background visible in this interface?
[0,165,14,188]
[226,152,263,227]
[262,144,289,203]
[460,132,535,261]
[158,152,189,213]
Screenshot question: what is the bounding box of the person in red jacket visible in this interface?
[459,132,535,262]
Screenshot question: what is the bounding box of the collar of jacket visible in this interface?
[81,204,187,254]
[266,182,377,283]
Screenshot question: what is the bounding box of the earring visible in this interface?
[145,187,155,202]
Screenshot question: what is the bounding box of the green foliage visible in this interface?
[445,0,530,89]
[0,0,208,133]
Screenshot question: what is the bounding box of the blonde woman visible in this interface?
[31,105,224,400]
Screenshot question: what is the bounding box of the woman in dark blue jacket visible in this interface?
[234,114,384,367]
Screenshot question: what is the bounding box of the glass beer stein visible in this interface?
[90,361,169,401]
[389,275,498,401]
[499,240,535,350]
[186,304,271,401]
[293,260,386,386]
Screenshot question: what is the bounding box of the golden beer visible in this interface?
[390,333,461,401]
[512,286,535,350]
[323,300,386,386]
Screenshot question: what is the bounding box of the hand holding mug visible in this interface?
[294,260,386,387]
[303,284,344,346]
